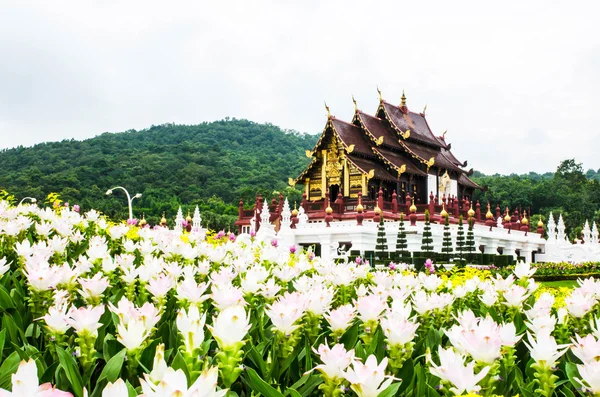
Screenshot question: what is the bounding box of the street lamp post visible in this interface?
[18,197,37,206]
[106,186,142,220]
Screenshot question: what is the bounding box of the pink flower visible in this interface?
[64,202,69,207]
[271,239,278,247]
[73,205,80,212]
[289,246,297,254]
[216,230,225,239]
[228,233,236,242]
[250,230,256,237]
[389,263,396,271]
[355,257,363,265]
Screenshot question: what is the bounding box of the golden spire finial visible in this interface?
[377,86,382,101]
[440,203,448,218]
[324,101,331,118]
[401,90,406,107]
[442,130,447,139]
[422,104,427,115]
[352,95,358,112]
[410,197,417,213]
[486,202,493,219]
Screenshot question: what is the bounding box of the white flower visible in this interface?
[2,358,72,396]
[208,305,250,348]
[140,366,226,397]
[354,294,387,323]
[571,334,600,365]
[117,318,151,352]
[525,332,569,369]
[325,304,356,334]
[344,355,395,397]
[565,290,596,318]
[0,257,10,277]
[176,305,206,353]
[310,342,355,379]
[513,260,536,279]
[42,304,71,334]
[176,278,210,304]
[67,305,105,336]
[380,310,419,347]
[429,346,490,395]
[78,273,110,301]
[102,379,128,397]
[577,360,600,395]
[502,285,529,308]
[265,292,306,335]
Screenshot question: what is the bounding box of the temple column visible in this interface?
[520,244,533,264]
[320,233,332,261]
[321,150,327,198]
[305,177,310,200]
[361,174,367,196]
[343,158,349,196]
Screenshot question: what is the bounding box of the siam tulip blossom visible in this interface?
[565,290,596,318]
[24,263,61,292]
[208,305,250,349]
[325,304,356,337]
[140,366,226,397]
[176,305,206,354]
[146,274,175,300]
[380,310,419,346]
[502,284,530,308]
[42,304,72,335]
[526,314,557,337]
[513,260,536,279]
[446,315,503,364]
[525,332,569,369]
[576,360,600,395]
[499,322,522,347]
[176,278,210,305]
[148,343,168,384]
[289,245,297,254]
[101,379,128,397]
[492,274,515,293]
[67,305,105,336]
[0,359,73,396]
[306,285,335,316]
[259,278,282,300]
[344,355,395,397]
[354,294,387,323]
[116,317,152,353]
[420,273,443,291]
[429,346,490,395]
[0,257,10,277]
[241,266,269,295]
[310,342,355,380]
[208,305,251,387]
[571,334,600,365]
[78,273,110,304]
[211,284,246,310]
[265,292,306,335]
[73,204,80,212]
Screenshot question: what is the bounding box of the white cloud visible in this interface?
[0,0,598,174]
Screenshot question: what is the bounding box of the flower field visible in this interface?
[0,200,599,397]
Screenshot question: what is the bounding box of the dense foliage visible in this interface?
[473,159,600,240]
[0,119,317,230]
[1,200,600,396]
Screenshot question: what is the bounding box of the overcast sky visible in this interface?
[1,1,599,174]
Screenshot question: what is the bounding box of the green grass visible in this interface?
[539,280,578,289]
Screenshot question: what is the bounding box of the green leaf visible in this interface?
[565,362,586,396]
[97,348,126,383]
[0,285,14,309]
[171,351,191,386]
[56,346,84,397]
[244,367,285,397]
[126,380,137,397]
[340,322,359,350]
[377,382,401,397]
[296,374,322,397]
[286,388,302,397]
[247,346,268,378]
[0,352,21,390]
[395,359,414,396]
[0,329,6,356]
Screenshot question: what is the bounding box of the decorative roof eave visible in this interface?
[346,155,399,183]
[354,110,385,147]
[379,101,442,149]
[372,147,428,178]
[293,157,318,184]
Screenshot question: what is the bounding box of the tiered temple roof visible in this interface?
[293,90,480,201]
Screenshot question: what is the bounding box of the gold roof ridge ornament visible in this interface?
[347,144,355,153]
[422,104,427,115]
[400,129,410,140]
[401,90,406,107]
[376,136,384,146]
[377,86,383,102]
[324,101,331,118]
[288,177,295,187]
[367,169,375,180]
[398,164,406,178]
[426,157,435,172]
[305,149,313,158]
[442,130,447,139]
[352,95,358,112]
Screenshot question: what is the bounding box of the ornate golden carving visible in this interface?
[398,164,406,178]
[376,136,384,146]
[367,169,375,180]
[305,150,313,158]
[347,144,355,153]
[400,129,410,140]
[288,178,295,187]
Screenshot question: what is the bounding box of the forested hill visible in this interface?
[0,119,318,229]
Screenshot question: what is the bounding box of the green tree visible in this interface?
[441,214,453,255]
[396,213,408,256]
[421,210,434,253]
[375,215,388,266]
[465,216,476,256]
[456,215,466,259]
